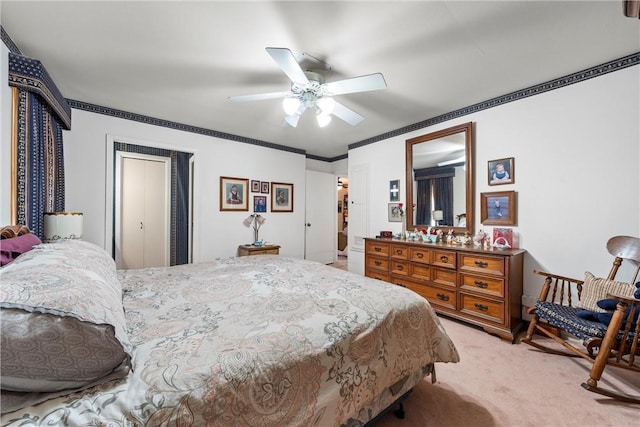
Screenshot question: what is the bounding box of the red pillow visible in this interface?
[0,233,42,266]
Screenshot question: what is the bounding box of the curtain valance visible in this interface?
[414,166,456,181]
[8,52,71,130]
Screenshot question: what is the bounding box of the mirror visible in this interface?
[405,122,474,235]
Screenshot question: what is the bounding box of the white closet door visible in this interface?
[118,155,169,269]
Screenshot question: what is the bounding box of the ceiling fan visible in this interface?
[229,47,387,128]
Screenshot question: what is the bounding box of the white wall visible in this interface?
[1,43,12,224]
[63,109,306,261]
[349,65,640,302]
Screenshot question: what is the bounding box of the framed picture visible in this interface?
[388,203,402,222]
[253,195,267,212]
[481,191,516,225]
[271,182,293,212]
[251,180,261,193]
[488,157,514,185]
[389,179,400,201]
[220,176,249,211]
[261,181,270,194]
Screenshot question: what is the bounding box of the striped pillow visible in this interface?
[576,271,636,313]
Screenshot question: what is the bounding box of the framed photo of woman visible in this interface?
[271,182,293,212]
[220,176,249,211]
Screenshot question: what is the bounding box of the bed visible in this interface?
[1,237,459,426]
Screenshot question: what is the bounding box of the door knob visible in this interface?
[306,223,311,227]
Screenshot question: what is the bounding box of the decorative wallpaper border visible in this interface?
[348,52,640,152]
[3,25,638,163]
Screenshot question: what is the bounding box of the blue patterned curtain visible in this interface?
[9,53,71,237]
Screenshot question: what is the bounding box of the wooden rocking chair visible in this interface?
[522,235,640,403]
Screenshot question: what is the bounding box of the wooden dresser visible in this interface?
[365,237,525,342]
[237,244,280,256]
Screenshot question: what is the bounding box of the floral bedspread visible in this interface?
[1,255,459,426]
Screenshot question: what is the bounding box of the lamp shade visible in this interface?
[433,210,444,221]
[43,212,83,242]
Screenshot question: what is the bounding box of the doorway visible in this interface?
[337,177,348,263]
[115,152,170,269]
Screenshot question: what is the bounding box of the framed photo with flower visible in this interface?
[388,203,402,222]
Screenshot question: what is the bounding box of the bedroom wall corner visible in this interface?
[0,41,12,225]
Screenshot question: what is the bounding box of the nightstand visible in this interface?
[238,244,280,257]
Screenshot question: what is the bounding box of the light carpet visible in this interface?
[375,316,638,427]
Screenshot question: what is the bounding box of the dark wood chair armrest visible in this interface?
[605,293,639,305]
[534,269,584,286]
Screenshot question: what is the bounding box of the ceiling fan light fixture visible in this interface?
[282,97,301,115]
[316,97,335,115]
[316,111,331,127]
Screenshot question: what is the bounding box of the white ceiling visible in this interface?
[2,1,639,160]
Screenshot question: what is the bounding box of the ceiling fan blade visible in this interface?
[266,47,310,86]
[331,101,364,126]
[324,73,387,96]
[228,91,292,102]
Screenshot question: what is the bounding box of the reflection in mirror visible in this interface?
[405,122,474,235]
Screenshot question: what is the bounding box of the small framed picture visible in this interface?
[388,203,402,222]
[488,157,514,185]
[389,179,400,201]
[220,176,249,211]
[251,180,261,193]
[261,181,270,194]
[271,182,293,212]
[481,191,516,225]
[254,195,267,212]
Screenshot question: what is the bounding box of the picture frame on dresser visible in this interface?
[481,191,516,225]
[220,176,249,211]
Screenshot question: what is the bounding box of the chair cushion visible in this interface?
[535,301,609,340]
[576,271,636,313]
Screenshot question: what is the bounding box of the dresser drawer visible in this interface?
[409,247,431,264]
[431,249,456,269]
[460,273,505,297]
[366,256,389,272]
[365,240,389,257]
[390,244,409,260]
[389,276,411,288]
[406,282,457,311]
[409,263,430,282]
[459,253,505,276]
[460,294,505,324]
[432,267,457,288]
[390,260,409,276]
[366,270,390,282]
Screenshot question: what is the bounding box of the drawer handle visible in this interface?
[474,280,488,288]
[474,261,489,268]
[396,264,404,271]
[440,255,449,263]
[437,293,450,301]
[374,247,382,252]
[416,252,424,258]
[396,249,403,255]
[474,303,489,312]
[395,282,406,287]
[374,260,382,266]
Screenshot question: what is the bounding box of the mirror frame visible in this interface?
[405,122,475,235]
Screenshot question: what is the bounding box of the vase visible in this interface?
[401,216,407,240]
